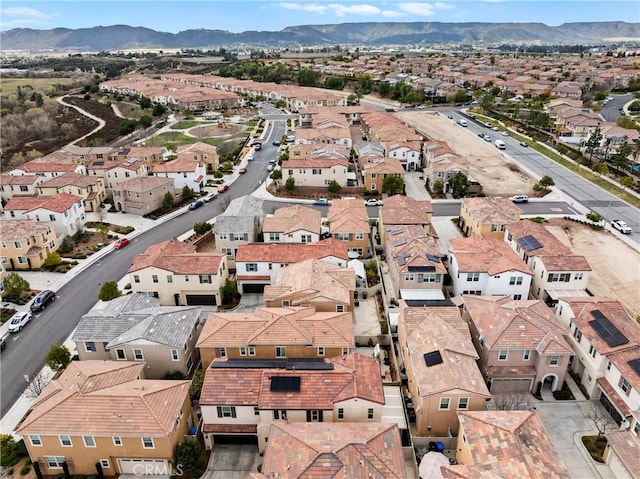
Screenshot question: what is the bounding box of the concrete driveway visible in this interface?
[202,444,261,479]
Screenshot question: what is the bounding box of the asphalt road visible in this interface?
[600,93,633,123]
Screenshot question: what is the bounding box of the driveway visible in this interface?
[202,444,260,479]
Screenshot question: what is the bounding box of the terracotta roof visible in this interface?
[153,158,202,173]
[38,172,102,189]
[328,199,370,234]
[197,306,353,349]
[362,157,405,174]
[128,239,224,274]
[380,194,432,226]
[461,197,521,225]
[114,176,174,192]
[235,238,348,263]
[605,431,640,479]
[448,411,571,479]
[263,204,321,235]
[0,219,54,240]
[4,192,82,213]
[596,377,632,417]
[281,157,348,169]
[16,361,189,437]
[200,353,384,408]
[261,422,407,479]
[16,158,79,173]
[450,235,533,276]
[463,296,573,355]
[0,174,41,185]
[386,225,445,274]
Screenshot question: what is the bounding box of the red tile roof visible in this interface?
[235,238,348,263]
[4,192,83,213]
[450,235,533,276]
[129,239,224,274]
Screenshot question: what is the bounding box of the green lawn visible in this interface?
[170,120,214,130]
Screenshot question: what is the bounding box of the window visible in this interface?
[573,328,582,342]
[282,300,290,307]
[606,361,612,371]
[269,233,280,241]
[217,406,237,418]
[479,336,485,348]
[152,275,159,283]
[199,275,212,284]
[589,345,597,359]
[523,350,531,361]
[254,406,260,416]
[317,347,325,357]
[83,436,96,447]
[133,275,140,283]
[620,377,631,395]
[100,460,110,469]
[336,305,344,313]
[133,349,144,360]
[491,224,498,232]
[85,341,96,352]
[309,410,321,421]
[142,437,155,449]
[509,276,523,285]
[513,294,522,300]
[185,275,189,282]
[218,347,227,358]
[116,349,126,360]
[634,422,640,435]
[13,241,22,249]
[575,273,584,280]
[273,410,287,420]
[166,274,173,283]
[405,274,414,281]
[550,355,559,366]
[457,397,469,410]
[113,436,122,446]
[337,408,344,420]
[240,346,255,356]
[367,408,374,420]
[342,347,350,355]
[548,273,571,283]
[355,233,364,240]
[301,235,312,243]
[418,273,440,283]
[45,456,66,468]
[245,263,258,272]
[466,272,480,282]
[276,346,287,358]
[171,349,179,361]
[59,435,72,447]
[498,350,508,361]
[439,398,450,410]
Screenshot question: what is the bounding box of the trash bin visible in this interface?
[435,442,444,453]
[362,291,368,299]
[354,298,360,307]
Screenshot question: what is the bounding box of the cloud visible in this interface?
[381,9,406,18]
[278,2,382,16]
[397,2,455,16]
[0,6,54,29]
[278,2,329,13]
[277,2,455,19]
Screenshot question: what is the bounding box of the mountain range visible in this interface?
[1,21,638,52]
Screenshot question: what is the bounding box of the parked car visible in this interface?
[272,141,280,146]
[519,141,529,147]
[501,131,509,136]
[611,220,632,234]
[492,126,500,131]
[266,164,275,172]
[364,198,383,207]
[218,184,229,193]
[0,337,5,351]
[313,198,331,206]
[483,136,492,142]
[239,168,247,174]
[477,132,485,138]
[8,311,33,332]
[203,193,217,202]
[30,290,55,312]
[114,238,129,249]
[510,194,529,204]
[188,200,204,210]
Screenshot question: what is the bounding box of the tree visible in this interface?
[297,68,319,87]
[620,176,635,190]
[491,388,535,411]
[589,403,617,440]
[182,186,195,201]
[44,251,63,268]
[220,279,239,305]
[98,281,121,301]
[586,211,604,223]
[3,272,30,303]
[45,344,71,371]
[118,119,137,136]
[382,175,404,195]
[432,180,444,194]
[584,125,603,162]
[96,223,109,241]
[152,103,167,116]
[25,370,53,399]
[95,204,106,224]
[285,176,295,191]
[327,179,342,194]
[139,96,152,109]
[539,175,555,187]
[139,115,153,129]
[193,221,212,235]
[162,191,175,208]
[174,440,201,474]
[592,162,609,177]
[613,138,632,171]
[269,169,282,181]
[454,89,468,103]
[450,172,471,198]
[190,368,205,401]
[346,93,360,105]
[481,93,495,112]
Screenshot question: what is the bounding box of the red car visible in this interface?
[218,184,229,193]
[239,168,247,174]
[114,238,129,249]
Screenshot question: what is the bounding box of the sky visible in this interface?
[0,1,636,33]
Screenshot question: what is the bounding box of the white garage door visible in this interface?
[117,459,169,475]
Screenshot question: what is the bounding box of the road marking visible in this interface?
[550,208,562,212]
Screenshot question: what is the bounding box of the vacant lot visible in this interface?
[397,111,535,195]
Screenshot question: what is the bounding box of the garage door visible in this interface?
[242,284,267,294]
[213,434,259,446]
[185,294,217,306]
[490,378,532,393]
[117,459,169,475]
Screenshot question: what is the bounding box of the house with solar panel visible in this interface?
[504,220,591,304]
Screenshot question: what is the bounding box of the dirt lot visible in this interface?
[544,218,640,319]
[397,111,535,196]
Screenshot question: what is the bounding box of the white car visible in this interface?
[8,311,33,333]
[510,194,529,204]
[364,199,383,207]
[501,131,509,136]
[611,220,632,234]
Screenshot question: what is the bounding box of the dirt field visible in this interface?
[397,111,535,196]
[544,218,640,319]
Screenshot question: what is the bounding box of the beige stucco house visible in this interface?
[458,197,521,239]
[0,219,58,270]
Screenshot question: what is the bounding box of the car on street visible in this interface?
[188,200,204,210]
[478,132,485,138]
[519,141,529,147]
[313,198,331,206]
[492,126,500,131]
[501,131,509,136]
[113,238,129,249]
[239,168,247,174]
[8,311,33,332]
[611,220,632,234]
[0,337,5,351]
[266,164,275,172]
[218,184,229,193]
[364,198,383,207]
[272,141,280,146]
[484,136,492,142]
[202,193,217,202]
[510,194,529,204]
[30,290,55,312]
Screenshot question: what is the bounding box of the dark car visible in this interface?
[30,290,56,312]
[0,337,6,351]
[188,200,204,210]
[272,141,280,146]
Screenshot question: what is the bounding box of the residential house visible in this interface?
[328,199,370,258]
[263,258,355,312]
[72,294,202,378]
[88,157,149,196]
[505,220,591,304]
[378,195,433,246]
[0,262,6,299]
[551,81,583,99]
[3,193,86,240]
[63,145,113,164]
[555,297,640,425]
[235,238,349,294]
[397,303,490,436]
[214,196,264,267]
[0,219,58,270]
[361,158,405,193]
[458,197,521,239]
[128,239,228,307]
[604,427,640,479]
[384,225,446,300]
[462,295,573,393]
[0,174,44,202]
[280,156,349,188]
[449,235,533,299]
[111,146,166,165]
[555,108,602,137]
[256,422,407,479]
[386,140,423,171]
[112,177,176,215]
[197,305,353,366]
[199,353,385,452]
[152,158,206,193]
[37,172,106,213]
[442,411,570,479]
[547,98,583,118]
[423,141,468,192]
[15,361,193,477]
[176,142,219,171]
[9,153,86,178]
[262,204,320,244]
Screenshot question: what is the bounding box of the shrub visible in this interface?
[20,463,31,475]
[44,252,63,268]
[163,370,186,380]
[59,236,74,254]
[0,435,28,467]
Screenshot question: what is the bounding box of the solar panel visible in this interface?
[408,265,435,272]
[627,358,640,376]
[426,253,441,263]
[424,351,443,367]
[518,235,542,252]
[397,255,407,266]
[589,310,629,348]
[390,227,404,235]
[393,239,407,247]
[270,376,301,392]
